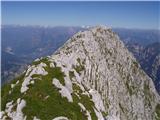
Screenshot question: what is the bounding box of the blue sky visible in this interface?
[2,1,160,29]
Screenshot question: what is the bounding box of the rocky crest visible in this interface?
[1,26,160,120]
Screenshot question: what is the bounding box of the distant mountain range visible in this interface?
[113,28,160,46]
[1,25,160,94]
[2,25,84,58]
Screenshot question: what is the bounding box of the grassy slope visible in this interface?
[1,57,98,120]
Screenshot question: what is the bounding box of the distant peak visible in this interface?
[92,25,110,29]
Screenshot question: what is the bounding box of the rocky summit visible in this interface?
[1,26,160,120]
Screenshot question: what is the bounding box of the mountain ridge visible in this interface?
[1,26,160,120]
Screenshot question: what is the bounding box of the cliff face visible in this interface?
[1,26,160,120]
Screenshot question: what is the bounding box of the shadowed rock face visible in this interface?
[1,26,160,120]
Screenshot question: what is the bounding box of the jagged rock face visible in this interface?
[1,26,160,120]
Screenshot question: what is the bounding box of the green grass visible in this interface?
[72,83,83,94]
[31,61,66,91]
[46,66,66,86]
[72,84,98,120]
[80,94,98,120]
[1,74,25,110]
[73,58,85,75]
[34,58,66,86]
[22,77,86,120]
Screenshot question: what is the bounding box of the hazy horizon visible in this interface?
[2,24,160,31]
[2,1,160,29]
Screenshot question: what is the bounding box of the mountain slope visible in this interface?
[140,43,160,93]
[126,42,160,93]
[1,26,160,120]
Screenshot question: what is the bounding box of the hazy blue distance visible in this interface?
[2,1,160,29]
